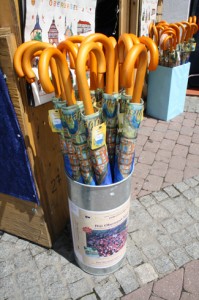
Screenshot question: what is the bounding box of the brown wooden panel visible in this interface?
[0,194,52,248]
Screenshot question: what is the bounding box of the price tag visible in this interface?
[91,123,106,150]
[48,109,63,132]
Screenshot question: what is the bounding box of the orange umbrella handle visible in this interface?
[76,42,106,115]
[57,40,78,69]
[13,40,38,78]
[189,23,198,38]
[38,48,76,106]
[82,33,114,94]
[182,21,191,41]
[109,36,119,93]
[122,44,148,103]
[161,35,174,51]
[169,24,181,44]
[138,36,159,71]
[175,22,186,43]
[149,24,159,45]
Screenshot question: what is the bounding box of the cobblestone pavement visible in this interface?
[1,96,199,300]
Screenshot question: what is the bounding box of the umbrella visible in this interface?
[114,44,148,182]
[148,23,159,46]
[37,47,86,183]
[76,40,113,185]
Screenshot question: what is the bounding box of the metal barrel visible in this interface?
[66,171,133,275]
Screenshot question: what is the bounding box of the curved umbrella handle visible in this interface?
[182,21,191,41]
[189,23,198,38]
[161,35,174,51]
[13,40,38,78]
[76,42,106,115]
[57,40,78,69]
[175,22,186,43]
[118,33,135,88]
[122,44,148,103]
[82,33,114,95]
[169,24,181,44]
[67,35,85,44]
[109,36,119,93]
[21,42,62,98]
[138,36,159,71]
[149,24,159,45]
[38,47,76,106]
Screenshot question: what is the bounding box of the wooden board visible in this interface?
[119,0,140,35]
[0,194,51,248]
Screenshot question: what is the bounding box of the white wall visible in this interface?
[162,0,191,23]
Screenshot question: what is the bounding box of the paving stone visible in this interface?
[189,143,199,155]
[186,154,199,168]
[180,126,194,136]
[169,248,191,268]
[177,134,192,146]
[169,156,186,171]
[47,281,71,299]
[150,161,168,177]
[61,262,85,284]
[130,230,154,247]
[146,222,166,237]
[183,189,199,201]
[175,211,194,226]
[171,114,184,123]
[152,190,168,202]
[1,233,18,243]
[133,163,151,179]
[160,139,176,151]
[184,260,199,295]
[161,218,182,234]
[114,265,139,294]
[138,151,156,165]
[0,259,15,279]
[149,296,163,300]
[156,233,178,252]
[184,178,199,188]
[40,265,61,287]
[183,118,196,127]
[141,242,165,260]
[153,268,184,300]
[174,182,189,192]
[186,223,199,239]
[173,144,189,157]
[184,112,198,120]
[152,255,175,275]
[126,239,143,267]
[139,194,156,208]
[135,263,158,284]
[28,243,47,257]
[194,174,199,181]
[130,199,144,211]
[22,285,44,300]
[185,241,199,259]
[131,176,145,197]
[136,134,148,146]
[180,292,199,300]
[144,118,158,127]
[16,270,40,290]
[192,133,199,144]
[94,280,123,300]
[184,167,199,180]
[121,282,153,300]
[144,140,161,153]
[34,249,61,269]
[165,129,179,141]
[143,175,163,192]
[149,130,165,142]
[191,197,199,207]
[163,186,180,197]
[186,205,199,221]
[155,149,172,163]
[68,278,93,300]
[193,125,199,134]
[168,122,182,131]
[147,204,170,220]
[133,208,153,226]
[0,241,17,260]
[161,198,185,214]
[164,169,183,184]
[155,123,169,133]
[172,229,193,246]
[14,250,36,269]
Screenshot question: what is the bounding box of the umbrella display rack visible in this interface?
[147,62,190,121]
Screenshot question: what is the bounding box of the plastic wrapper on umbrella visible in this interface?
[114,44,148,182]
[61,102,96,185]
[76,41,112,185]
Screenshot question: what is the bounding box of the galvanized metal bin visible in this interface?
[66,172,132,275]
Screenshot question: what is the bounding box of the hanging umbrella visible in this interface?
[76,40,113,185]
[114,44,148,182]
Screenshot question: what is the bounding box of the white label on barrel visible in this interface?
[68,197,130,269]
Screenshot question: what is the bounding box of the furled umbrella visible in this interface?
[76,40,113,185]
[37,47,86,183]
[114,44,148,183]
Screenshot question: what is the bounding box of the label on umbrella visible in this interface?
[91,123,106,150]
[48,109,63,132]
